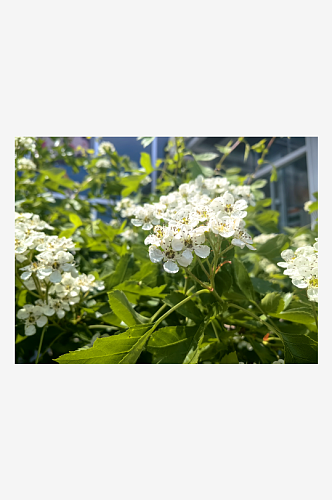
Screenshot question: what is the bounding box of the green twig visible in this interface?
[35,325,47,364]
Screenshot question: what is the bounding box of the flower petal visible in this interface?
[25,324,36,336]
[194,245,210,258]
[149,246,163,263]
[36,315,48,327]
[163,260,179,273]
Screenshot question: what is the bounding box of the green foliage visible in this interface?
[15,136,318,364]
[55,325,153,364]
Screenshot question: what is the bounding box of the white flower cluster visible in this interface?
[16,158,37,171]
[98,141,115,155]
[277,239,318,302]
[95,158,111,169]
[259,258,279,275]
[131,174,257,273]
[114,197,138,218]
[304,200,313,212]
[253,233,277,244]
[15,137,36,152]
[16,212,105,335]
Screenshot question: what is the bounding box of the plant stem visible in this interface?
[219,244,234,257]
[186,269,211,290]
[228,302,282,339]
[88,325,113,329]
[16,274,40,298]
[35,325,47,364]
[311,302,318,328]
[150,289,210,334]
[150,303,168,322]
[211,321,220,342]
[196,255,210,280]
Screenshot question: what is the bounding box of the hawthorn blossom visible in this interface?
[98,141,115,155]
[17,304,48,336]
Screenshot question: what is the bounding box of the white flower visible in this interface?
[98,141,115,155]
[149,236,193,273]
[231,219,256,250]
[131,205,160,230]
[304,200,313,212]
[35,250,76,282]
[253,233,277,244]
[17,304,48,336]
[15,137,36,152]
[95,158,111,169]
[17,158,36,170]
[278,240,318,302]
[210,191,248,219]
[172,226,211,259]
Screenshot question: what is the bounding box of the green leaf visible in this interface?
[183,323,207,364]
[270,308,316,328]
[215,266,233,297]
[163,292,204,323]
[105,254,134,289]
[215,145,232,154]
[251,179,267,189]
[137,137,154,148]
[54,324,153,364]
[220,352,239,364]
[120,174,147,196]
[313,191,318,200]
[232,258,255,301]
[17,289,28,307]
[188,159,213,178]
[108,290,150,326]
[15,334,28,344]
[248,339,278,364]
[251,277,280,295]
[58,227,77,238]
[273,326,318,364]
[69,213,83,227]
[249,210,280,234]
[147,323,210,364]
[308,201,318,214]
[261,292,285,314]
[140,152,154,174]
[251,139,266,153]
[225,167,242,175]
[257,234,289,260]
[270,165,278,182]
[193,153,219,162]
[114,281,167,304]
[244,143,251,162]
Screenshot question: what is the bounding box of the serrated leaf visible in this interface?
[251,179,267,189]
[226,167,242,175]
[232,258,255,301]
[251,277,280,295]
[140,152,154,174]
[261,292,285,314]
[105,254,134,289]
[163,292,203,323]
[54,324,153,364]
[108,290,150,326]
[247,339,278,364]
[220,352,239,364]
[69,213,83,227]
[137,137,154,148]
[193,153,219,162]
[257,234,289,260]
[120,174,147,196]
[270,165,278,182]
[244,143,250,162]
